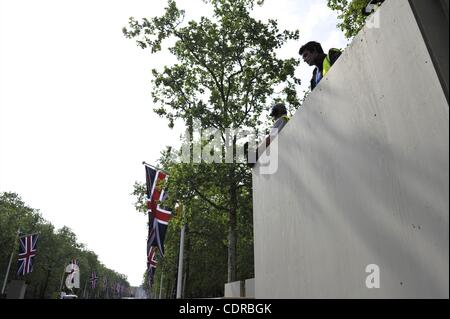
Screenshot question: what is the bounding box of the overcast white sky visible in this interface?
[0,0,347,286]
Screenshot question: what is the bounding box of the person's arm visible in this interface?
[310,70,317,91]
[275,117,288,133]
[266,117,287,147]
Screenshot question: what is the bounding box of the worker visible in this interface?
[299,41,342,90]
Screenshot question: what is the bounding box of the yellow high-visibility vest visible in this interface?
[323,56,332,77]
[323,48,341,76]
[281,115,290,122]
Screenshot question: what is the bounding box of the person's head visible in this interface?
[299,41,324,66]
[269,103,287,120]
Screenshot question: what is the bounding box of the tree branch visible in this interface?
[192,185,228,212]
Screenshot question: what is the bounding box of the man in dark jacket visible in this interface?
[299,41,342,90]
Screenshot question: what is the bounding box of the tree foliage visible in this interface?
[123,0,301,130]
[125,0,301,296]
[327,0,370,39]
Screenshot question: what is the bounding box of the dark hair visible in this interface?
[270,103,287,117]
[299,41,324,55]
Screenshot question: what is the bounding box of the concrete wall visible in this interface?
[253,0,449,298]
[245,278,255,298]
[224,281,242,298]
[224,279,255,298]
[7,280,27,299]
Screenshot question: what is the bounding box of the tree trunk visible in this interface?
[41,268,52,298]
[165,278,171,299]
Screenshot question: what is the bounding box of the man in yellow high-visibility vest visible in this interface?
[299,41,342,91]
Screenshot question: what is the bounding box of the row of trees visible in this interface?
[124,0,373,298]
[0,192,130,299]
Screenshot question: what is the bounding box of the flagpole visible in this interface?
[1,228,20,296]
[176,205,185,299]
[59,265,67,292]
[176,224,185,299]
[142,161,169,175]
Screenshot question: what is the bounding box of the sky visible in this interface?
[0,0,347,286]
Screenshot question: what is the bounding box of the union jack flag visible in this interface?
[17,233,39,276]
[89,271,98,289]
[147,245,158,287]
[145,165,172,256]
[147,245,158,269]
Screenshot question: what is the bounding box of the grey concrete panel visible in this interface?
[245,278,255,298]
[224,281,242,298]
[7,280,27,299]
[253,0,449,298]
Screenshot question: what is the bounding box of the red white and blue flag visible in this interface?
[89,271,98,289]
[147,245,158,269]
[17,233,39,275]
[145,165,172,256]
[115,282,122,295]
[147,245,158,286]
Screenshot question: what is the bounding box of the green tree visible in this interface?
[124,0,300,285]
[327,0,370,39]
[0,192,130,298]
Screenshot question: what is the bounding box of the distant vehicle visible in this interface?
[60,292,78,299]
